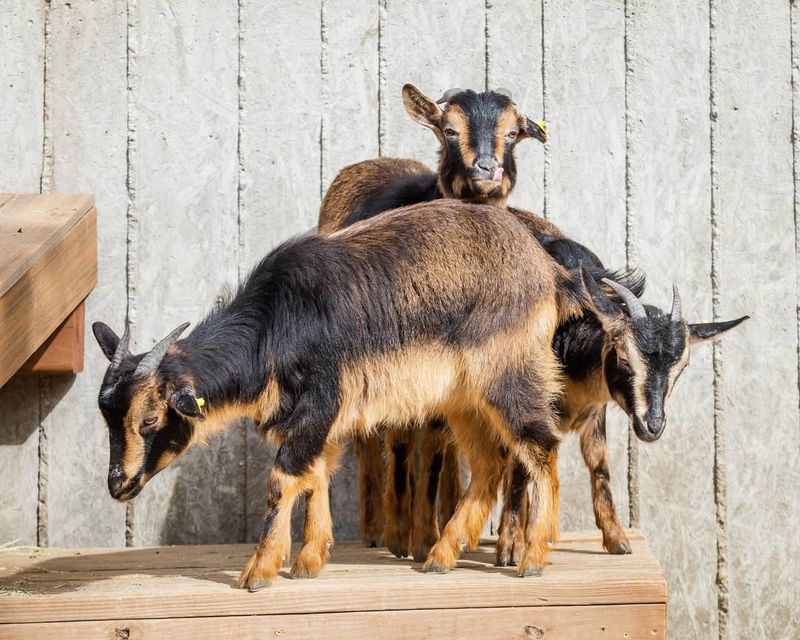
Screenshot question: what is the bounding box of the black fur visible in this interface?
[340,171,440,229]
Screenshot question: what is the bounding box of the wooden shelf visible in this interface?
[0,531,667,639]
[0,194,97,387]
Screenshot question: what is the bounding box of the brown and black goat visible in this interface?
[319,84,548,560]
[495,256,748,565]
[93,202,583,590]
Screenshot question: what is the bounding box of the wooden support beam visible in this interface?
[20,301,86,375]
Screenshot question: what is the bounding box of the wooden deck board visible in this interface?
[0,531,666,630]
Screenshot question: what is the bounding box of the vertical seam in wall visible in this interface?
[377,0,387,157]
[237,0,248,543]
[36,0,54,549]
[791,0,800,461]
[125,0,139,547]
[623,0,639,530]
[319,0,328,200]
[484,0,490,91]
[708,0,728,637]
[540,0,549,220]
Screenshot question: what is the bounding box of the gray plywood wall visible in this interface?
[1,1,798,637]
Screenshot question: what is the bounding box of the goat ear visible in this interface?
[517,115,547,144]
[577,265,624,334]
[402,84,442,134]
[688,315,750,345]
[93,322,120,362]
[169,387,204,419]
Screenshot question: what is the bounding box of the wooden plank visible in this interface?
[543,0,629,533]
[486,0,545,214]
[0,198,97,389]
[626,2,718,637]
[39,0,128,547]
[130,0,242,546]
[241,0,322,542]
[0,0,46,548]
[0,535,666,623]
[21,301,85,374]
[0,604,666,640]
[714,2,800,638]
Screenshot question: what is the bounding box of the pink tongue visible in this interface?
[492,167,504,182]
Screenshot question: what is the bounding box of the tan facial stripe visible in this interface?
[495,108,518,163]
[443,106,474,167]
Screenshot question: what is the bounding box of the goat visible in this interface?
[319,84,548,559]
[93,201,583,590]
[495,256,748,564]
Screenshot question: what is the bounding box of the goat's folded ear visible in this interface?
[93,322,121,362]
[402,84,442,134]
[517,115,547,144]
[170,387,204,419]
[688,315,750,345]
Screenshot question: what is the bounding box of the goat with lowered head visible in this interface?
[495,251,748,564]
[94,201,583,590]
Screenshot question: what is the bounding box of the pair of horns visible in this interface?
[435,87,513,104]
[602,279,682,323]
[106,321,189,377]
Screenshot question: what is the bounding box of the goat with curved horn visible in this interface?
[670,285,682,323]
[110,321,132,370]
[602,278,647,321]
[435,88,465,104]
[133,322,190,377]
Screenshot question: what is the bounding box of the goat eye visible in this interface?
[506,130,518,140]
[140,416,158,434]
[444,128,458,137]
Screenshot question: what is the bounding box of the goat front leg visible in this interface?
[517,440,559,577]
[291,442,343,578]
[411,419,447,563]
[580,410,630,554]
[496,459,530,567]
[423,417,505,573]
[383,428,415,558]
[355,434,384,547]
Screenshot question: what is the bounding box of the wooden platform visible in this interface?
[0,193,97,388]
[0,531,666,639]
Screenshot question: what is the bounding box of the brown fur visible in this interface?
[354,434,384,547]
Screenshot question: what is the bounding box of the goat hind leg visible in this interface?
[496,459,530,567]
[355,434,384,547]
[383,428,415,558]
[411,420,446,563]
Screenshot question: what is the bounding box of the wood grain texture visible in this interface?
[0,533,666,625]
[543,0,630,534]
[0,195,97,389]
[22,301,85,374]
[714,2,800,638]
[0,604,666,640]
[129,0,242,546]
[626,2,718,637]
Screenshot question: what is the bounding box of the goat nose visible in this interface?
[476,157,498,172]
[108,474,125,499]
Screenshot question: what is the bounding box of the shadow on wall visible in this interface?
[0,374,75,446]
[155,420,360,546]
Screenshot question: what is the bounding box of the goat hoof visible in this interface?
[496,557,516,567]
[520,565,544,578]
[615,542,632,555]
[424,560,447,574]
[387,544,409,559]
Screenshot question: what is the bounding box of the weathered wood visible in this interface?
[714,2,800,638]
[0,0,46,548]
[129,0,243,546]
[0,533,666,627]
[543,0,629,532]
[0,604,666,640]
[22,301,86,374]
[0,194,97,389]
[626,2,718,637]
[39,0,129,547]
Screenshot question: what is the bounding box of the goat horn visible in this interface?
[110,321,132,370]
[436,88,465,104]
[494,87,513,101]
[601,278,647,321]
[134,322,190,378]
[670,285,682,323]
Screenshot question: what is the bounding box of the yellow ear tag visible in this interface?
[196,397,206,410]
[535,119,546,132]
